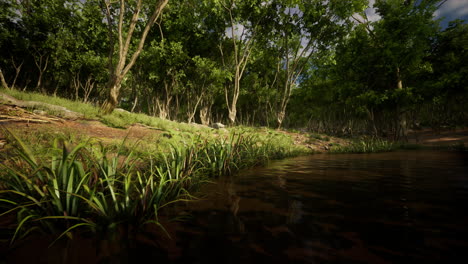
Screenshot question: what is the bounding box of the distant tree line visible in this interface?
[0,0,466,137]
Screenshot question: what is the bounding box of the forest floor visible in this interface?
[0,102,347,154]
[1,95,467,154]
[407,127,468,147]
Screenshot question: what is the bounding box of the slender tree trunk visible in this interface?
[219,1,257,125]
[33,53,49,92]
[396,67,407,141]
[100,0,169,114]
[130,95,138,112]
[199,101,212,126]
[187,92,204,123]
[102,78,122,114]
[82,76,95,103]
[11,58,23,89]
[0,69,9,89]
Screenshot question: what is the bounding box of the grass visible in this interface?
[330,137,401,153]
[0,129,195,245]
[306,133,330,143]
[0,88,213,133]
[0,126,306,245]
[0,88,308,245]
[1,88,100,119]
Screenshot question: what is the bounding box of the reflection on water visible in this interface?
[173,151,468,264]
[2,151,468,263]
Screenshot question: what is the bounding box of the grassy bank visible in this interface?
[1,88,211,131]
[0,89,307,245]
[1,129,304,244]
[330,137,403,153]
[330,136,467,153]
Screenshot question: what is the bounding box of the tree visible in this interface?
[262,0,367,128]
[207,0,268,124]
[426,20,468,126]
[100,0,169,114]
[330,0,439,138]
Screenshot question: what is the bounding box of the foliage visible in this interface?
[0,0,466,132]
[330,137,400,153]
[0,125,305,245]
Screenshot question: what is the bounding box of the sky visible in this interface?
[435,0,468,27]
[365,0,468,28]
[225,0,468,41]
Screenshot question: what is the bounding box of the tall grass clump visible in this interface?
[0,130,191,245]
[330,137,400,153]
[196,131,306,177]
[0,126,305,245]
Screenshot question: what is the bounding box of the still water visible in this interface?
[172,150,468,264]
[3,151,468,263]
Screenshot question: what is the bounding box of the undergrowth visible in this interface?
[0,127,305,246]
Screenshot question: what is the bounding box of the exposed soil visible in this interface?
[1,101,467,154]
[0,104,164,150]
[0,103,347,153]
[408,128,468,146]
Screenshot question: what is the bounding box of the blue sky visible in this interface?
[365,0,468,28]
[435,0,468,27]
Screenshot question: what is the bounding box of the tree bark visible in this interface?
[100,0,169,114]
[11,58,23,89]
[396,67,408,141]
[33,53,49,92]
[220,1,257,125]
[0,69,9,89]
[101,79,121,114]
[199,101,212,126]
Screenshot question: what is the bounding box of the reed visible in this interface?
[0,130,189,245]
[0,129,96,243]
[330,137,400,153]
[0,128,305,245]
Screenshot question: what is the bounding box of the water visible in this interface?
[2,151,468,263]
[172,151,468,264]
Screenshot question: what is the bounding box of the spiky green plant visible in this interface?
[330,137,400,153]
[0,129,96,244]
[0,130,193,245]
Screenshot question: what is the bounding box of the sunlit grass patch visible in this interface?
[0,130,190,245]
[330,137,400,153]
[0,126,305,245]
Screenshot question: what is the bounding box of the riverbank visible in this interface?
[1,90,350,251]
[1,90,467,262]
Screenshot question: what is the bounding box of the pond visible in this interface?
[2,150,468,264]
[171,150,468,264]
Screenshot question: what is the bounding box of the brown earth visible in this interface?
[407,128,468,147]
[1,102,466,154]
[0,104,164,150]
[0,102,348,153]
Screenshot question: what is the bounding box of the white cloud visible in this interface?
[225,24,246,40]
[365,0,381,22]
[355,0,468,28]
[435,0,468,25]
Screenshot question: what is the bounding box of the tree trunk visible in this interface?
[0,69,9,89]
[396,67,407,141]
[11,58,23,89]
[82,76,95,103]
[277,110,285,129]
[102,82,121,114]
[100,0,169,114]
[130,95,138,112]
[200,103,212,126]
[33,53,49,92]
[228,106,237,125]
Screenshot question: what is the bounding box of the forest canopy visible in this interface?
[0,0,467,138]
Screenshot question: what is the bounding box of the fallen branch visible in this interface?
[0,115,51,123]
[0,92,84,119]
